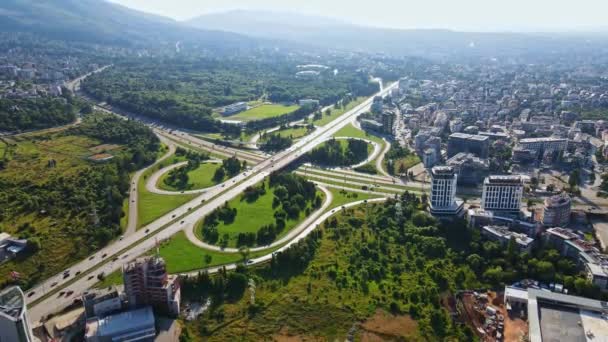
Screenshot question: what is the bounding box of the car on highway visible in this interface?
[145,229,150,233]
[27,291,35,297]
[102,253,107,258]
[66,290,74,296]
[51,282,58,287]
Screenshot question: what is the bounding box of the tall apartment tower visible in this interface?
[123,256,181,317]
[0,286,34,342]
[541,192,572,227]
[481,175,524,214]
[429,166,463,217]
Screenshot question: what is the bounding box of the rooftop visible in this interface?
[449,132,489,142]
[484,175,523,185]
[0,286,25,320]
[86,306,155,338]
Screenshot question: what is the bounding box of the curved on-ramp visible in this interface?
[183,185,333,253]
[179,194,388,277]
[145,159,223,195]
[124,136,176,236]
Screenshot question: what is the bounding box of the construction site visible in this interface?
[456,290,528,342]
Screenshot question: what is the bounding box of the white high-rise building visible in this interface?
[0,286,34,342]
[429,166,463,217]
[482,175,524,213]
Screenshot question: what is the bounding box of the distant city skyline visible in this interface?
[111,0,608,32]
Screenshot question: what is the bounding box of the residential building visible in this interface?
[480,225,534,253]
[422,148,438,168]
[382,111,394,134]
[481,175,523,214]
[429,166,463,217]
[447,132,490,158]
[221,102,248,116]
[0,286,34,342]
[371,96,383,113]
[123,256,180,316]
[446,152,489,185]
[543,227,608,291]
[541,193,572,227]
[360,119,383,133]
[504,287,608,342]
[85,306,156,342]
[518,137,568,156]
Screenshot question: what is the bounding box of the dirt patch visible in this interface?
[89,144,121,153]
[360,309,418,341]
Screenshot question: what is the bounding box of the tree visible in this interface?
[239,246,250,263]
[203,254,213,266]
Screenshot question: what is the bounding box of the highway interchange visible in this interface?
[25,81,399,323]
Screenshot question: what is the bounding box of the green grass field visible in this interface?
[261,126,311,143]
[386,154,421,174]
[333,123,382,144]
[230,104,299,122]
[137,157,197,228]
[326,188,382,211]
[313,97,366,126]
[197,182,322,247]
[158,162,222,191]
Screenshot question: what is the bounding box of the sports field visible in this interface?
[230,104,299,121]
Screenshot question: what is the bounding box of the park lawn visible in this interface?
[313,97,367,126]
[326,188,382,212]
[333,123,383,145]
[159,232,281,274]
[197,183,321,248]
[230,104,299,122]
[94,269,123,289]
[158,162,222,191]
[261,126,311,143]
[137,157,197,229]
[387,154,421,174]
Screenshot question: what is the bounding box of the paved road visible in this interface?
[375,138,392,178]
[145,159,223,195]
[124,137,176,236]
[295,171,405,194]
[310,181,403,197]
[184,186,332,252]
[300,166,400,185]
[158,129,264,164]
[26,82,399,322]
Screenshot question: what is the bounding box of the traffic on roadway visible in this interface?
[25,81,398,322]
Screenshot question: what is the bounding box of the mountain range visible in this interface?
[0,0,255,49]
[186,10,608,59]
[2,1,608,59]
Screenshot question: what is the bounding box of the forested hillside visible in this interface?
[0,97,78,132]
[81,58,378,132]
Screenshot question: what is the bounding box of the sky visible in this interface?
[111,0,608,32]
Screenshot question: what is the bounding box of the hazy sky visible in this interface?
[111,0,608,32]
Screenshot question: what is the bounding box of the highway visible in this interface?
[25,81,399,322]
